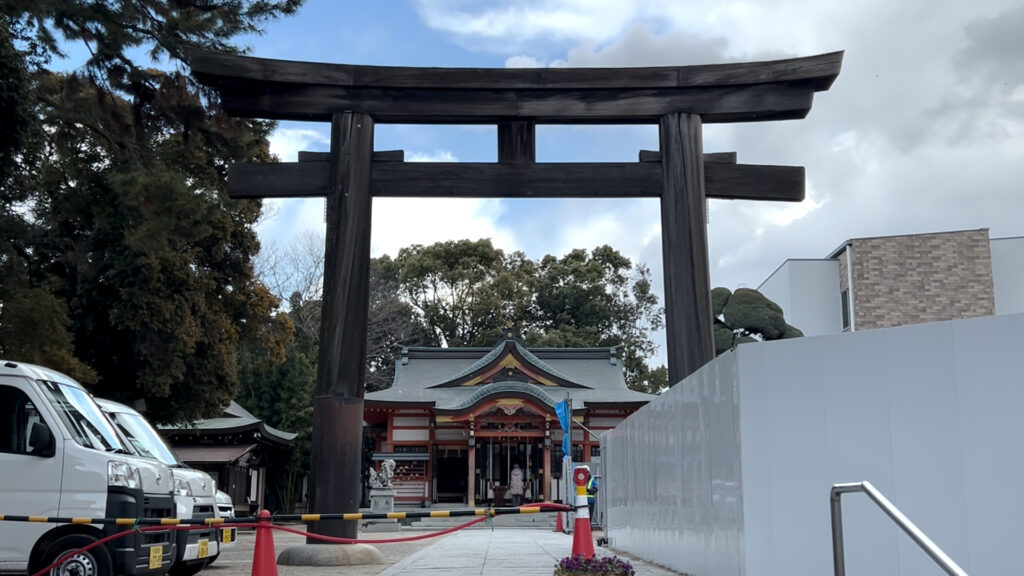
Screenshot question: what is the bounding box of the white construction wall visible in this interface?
[991,236,1024,315]
[602,312,1024,576]
[757,259,844,336]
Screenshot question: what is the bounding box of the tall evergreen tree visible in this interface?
[395,239,530,347]
[1,1,302,423]
[530,246,665,392]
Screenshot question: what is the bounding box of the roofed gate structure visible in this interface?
[188,49,842,541]
[364,336,654,507]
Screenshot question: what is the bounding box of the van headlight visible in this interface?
[174,476,193,497]
[108,460,141,489]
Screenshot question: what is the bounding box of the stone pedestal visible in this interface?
[277,544,384,566]
[369,488,396,512]
[364,488,400,533]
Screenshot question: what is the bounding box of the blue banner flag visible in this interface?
[555,399,571,459]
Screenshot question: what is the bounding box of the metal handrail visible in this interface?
[830,481,968,576]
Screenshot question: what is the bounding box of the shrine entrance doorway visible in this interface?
[476,436,546,505]
[434,446,467,503]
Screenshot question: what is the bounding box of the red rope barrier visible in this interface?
[30,502,572,576]
[29,525,204,576]
[250,515,490,544]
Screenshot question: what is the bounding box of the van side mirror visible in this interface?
[29,421,55,457]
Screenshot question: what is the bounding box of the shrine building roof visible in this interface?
[365,339,655,411]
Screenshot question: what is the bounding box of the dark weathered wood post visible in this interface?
[498,120,536,164]
[308,112,375,541]
[659,113,716,386]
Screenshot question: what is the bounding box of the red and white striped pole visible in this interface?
[571,465,595,558]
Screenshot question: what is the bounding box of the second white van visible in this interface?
[96,399,220,576]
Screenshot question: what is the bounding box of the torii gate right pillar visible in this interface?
[660,112,716,386]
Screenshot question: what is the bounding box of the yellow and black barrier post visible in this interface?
[0,504,571,527]
[0,515,227,526]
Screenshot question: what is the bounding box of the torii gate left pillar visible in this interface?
[307,112,374,542]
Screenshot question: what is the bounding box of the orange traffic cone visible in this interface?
[553,509,564,533]
[571,467,595,559]
[251,509,278,576]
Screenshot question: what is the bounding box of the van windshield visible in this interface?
[107,410,181,465]
[38,381,127,452]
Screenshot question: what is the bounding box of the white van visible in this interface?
[0,360,176,576]
[213,491,237,554]
[95,399,220,576]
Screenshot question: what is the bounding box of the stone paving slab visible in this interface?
[209,525,685,576]
[378,529,685,576]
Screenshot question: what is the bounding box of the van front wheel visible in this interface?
[40,535,113,576]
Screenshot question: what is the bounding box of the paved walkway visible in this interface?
[377,529,683,576]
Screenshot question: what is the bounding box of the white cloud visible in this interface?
[549,24,729,67]
[413,0,836,57]
[414,0,647,45]
[506,55,546,68]
[369,148,515,257]
[406,149,458,162]
[268,127,329,161]
[371,198,516,258]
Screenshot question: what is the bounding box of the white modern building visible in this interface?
[758,228,1024,336]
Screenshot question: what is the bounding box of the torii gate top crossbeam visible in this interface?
[186,49,842,124]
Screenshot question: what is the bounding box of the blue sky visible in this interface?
[233,0,1024,364]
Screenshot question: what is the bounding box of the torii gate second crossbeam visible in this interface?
[187,48,843,542]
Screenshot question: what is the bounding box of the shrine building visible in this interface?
[363,336,655,507]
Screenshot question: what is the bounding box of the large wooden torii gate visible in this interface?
[188,49,842,541]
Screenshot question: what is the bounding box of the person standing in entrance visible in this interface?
[509,463,525,507]
[586,474,599,524]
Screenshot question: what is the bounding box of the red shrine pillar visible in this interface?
[467,443,476,506]
[543,419,552,500]
[467,421,476,505]
[542,445,551,500]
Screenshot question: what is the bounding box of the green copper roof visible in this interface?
[434,339,583,388]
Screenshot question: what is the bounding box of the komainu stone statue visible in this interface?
[368,459,395,489]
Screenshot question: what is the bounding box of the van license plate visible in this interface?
[198,540,209,559]
[221,528,236,544]
[148,546,162,569]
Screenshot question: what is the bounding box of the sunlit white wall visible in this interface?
[603,312,1024,576]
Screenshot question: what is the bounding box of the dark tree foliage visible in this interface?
[390,240,664,392]
[365,255,431,392]
[531,246,665,393]
[237,327,312,513]
[255,238,667,395]
[395,239,529,347]
[0,1,302,423]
